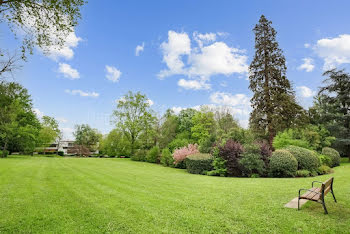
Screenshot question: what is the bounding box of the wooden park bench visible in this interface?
[298,177,337,214]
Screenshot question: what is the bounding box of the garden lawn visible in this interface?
[0,156,349,233]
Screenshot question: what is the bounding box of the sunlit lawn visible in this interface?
[0,156,349,233]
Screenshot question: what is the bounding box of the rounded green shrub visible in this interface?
[269,150,298,177]
[317,165,333,175]
[239,152,265,177]
[131,149,147,161]
[57,151,64,156]
[284,146,319,172]
[185,153,213,174]
[322,147,340,167]
[318,154,332,167]
[296,170,310,177]
[160,148,174,167]
[146,146,160,163]
[0,150,9,158]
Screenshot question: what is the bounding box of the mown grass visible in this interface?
[0,156,349,233]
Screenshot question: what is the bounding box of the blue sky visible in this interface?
[2,0,350,139]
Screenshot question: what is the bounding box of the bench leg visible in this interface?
[322,200,328,214]
[298,197,300,210]
[331,190,337,203]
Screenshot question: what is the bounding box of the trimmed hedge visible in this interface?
[284,146,319,172]
[269,150,298,177]
[322,147,341,167]
[296,170,310,177]
[185,153,213,174]
[317,165,333,175]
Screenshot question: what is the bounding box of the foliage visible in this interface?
[57,151,64,156]
[160,148,173,167]
[318,154,332,167]
[206,146,226,176]
[239,152,265,177]
[172,144,199,164]
[167,138,190,152]
[112,91,156,155]
[177,108,197,133]
[131,149,147,162]
[146,146,160,163]
[198,136,215,153]
[185,153,213,174]
[284,146,320,172]
[296,170,311,177]
[73,124,101,153]
[310,69,350,160]
[191,111,215,144]
[37,116,61,149]
[273,126,335,151]
[67,144,90,157]
[249,15,306,146]
[317,165,333,175]
[99,129,131,157]
[269,150,298,177]
[322,147,341,167]
[0,0,86,60]
[0,82,41,155]
[259,141,272,169]
[159,111,178,149]
[218,140,243,177]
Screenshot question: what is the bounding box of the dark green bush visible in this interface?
[318,154,332,167]
[269,150,298,177]
[284,146,319,171]
[160,148,174,167]
[207,146,226,176]
[146,146,160,163]
[57,151,64,156]
[185,153,213,174]
[322,147,341,167]
[296,170,310,177]
[317,165,333,175]
[131,149,147,161]
[0,150,9,158]
[239,152,265,177]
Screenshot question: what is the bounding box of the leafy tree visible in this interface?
[0,0,86,59]
[0,81,40,155]
[99,129,131,157]
[73,124,101,154]
[312,69,350,159]
[178,108,197,134]
[37,116,61,153]
[249,15,305,147]
[112,91,155,155]
[159,110,178,149]
[191,110,216,144]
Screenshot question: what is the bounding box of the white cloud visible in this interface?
[159,31,248,90]
[159,31,191,78]
[297,86,316,98]
[298,58,315,72]
[45,32,82,60]
[135,42,145,56]
[65,89,99,98]
[177,78,211,90]
[314,34,350,70]
[304,43,311,48]
[171,106,184,114]
[105,65,122,83]
[58,63,80,79]
[33,108,44,118]
[210,92,250,107]
[147,99,154,106]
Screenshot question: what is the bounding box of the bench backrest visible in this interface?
[321,177,334,196]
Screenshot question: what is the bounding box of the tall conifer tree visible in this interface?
[249,15,305,146]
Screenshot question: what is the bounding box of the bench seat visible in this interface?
[299,187,321,201]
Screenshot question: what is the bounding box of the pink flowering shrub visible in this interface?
[173,144,199,164]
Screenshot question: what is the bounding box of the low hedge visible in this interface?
[269,150,298,177]
[317,165,333,175]
[284,146,319,172]
[318,154,332,167]
[322,147,341,167]
[296,169,310,177]
[146,146,160,163]
[185,153,213,174]
[160,148,174,167]
[131,149,147,161]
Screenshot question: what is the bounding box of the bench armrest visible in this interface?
[312,181,323,187]
[298,188,321,197]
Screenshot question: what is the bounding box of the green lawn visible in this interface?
[0,156,349,233]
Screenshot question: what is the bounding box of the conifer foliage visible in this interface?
[249,15,304,147]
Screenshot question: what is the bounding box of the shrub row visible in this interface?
[185,153,213,174]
